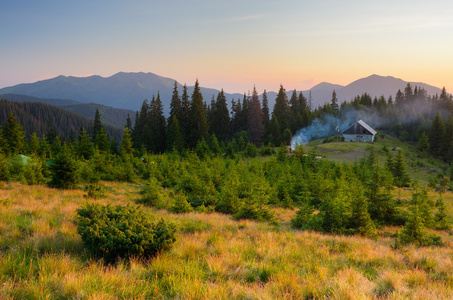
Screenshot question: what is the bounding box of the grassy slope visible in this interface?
[307,133,448,183]
[2,182,453,299]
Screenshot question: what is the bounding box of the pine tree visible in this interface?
[429,113,445,157]
[392,149,410,187]
[330,90,339,116]
[120,127,134,156]
[95,127,110,153]
[2,113,25,155]
[189,80,209,148]
[28,132,40,155]
[272,85,290,135]
[49,144,79,189]
[211,90,231,142]
[417,131,430,156]
[92,108,103,140]
[169,81,183,130]
[351,188,377,238]
[78,126,93,160]
[166,115,184,153]
[181,84,191,145]
[125,113,132,130]
[262,89,270,132]
[150,93,167,153]
[247,86,264,145]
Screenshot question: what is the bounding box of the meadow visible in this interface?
[2,180,453,299]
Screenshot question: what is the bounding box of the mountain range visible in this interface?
[0,72,444,115]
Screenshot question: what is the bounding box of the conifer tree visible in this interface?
[247,86,264,145]
[169,81,183,131]
[78,126,93,160]
[49,144,79,189]
[92,108,103,140]
[125,113,132,130]
[28,132,40,155]
[95,127,110,153]
[181,84,191,145]
[166,115,184,153]
[392,149,410,187]
[272,85,290,135]
[189,80,209,147]
[211,90,231,142]
[2,113,25,155]
[150,93,167,153]
[120,127,134,156]
[330,90,339,116]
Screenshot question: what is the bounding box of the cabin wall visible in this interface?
[343,134,374,142]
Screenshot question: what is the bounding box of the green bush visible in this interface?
[77,203,176,263]
[170,192,193,214]
[137,178,169,209]
[49,146,79,189]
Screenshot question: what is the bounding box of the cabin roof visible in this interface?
[342,120,377,135]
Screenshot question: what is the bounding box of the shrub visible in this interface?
[170,192,193,214]
[84,183,106,199]
[49,146,79,189]
[244,142,257,158]
[77,203,176,263]
[138,178,169,209]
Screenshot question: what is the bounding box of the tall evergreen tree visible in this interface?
[181,84,191,145]
[272,85,290,136]
[120,127,134,156]
[169,81,183,129]
[166,115,184,152]
[248,86,264,145]
[429,113,446,157]
[211,89,231,142]
[125,113,132,130]
[330,90,339,116]
[189,80,209,148]
[93,108,103,139]
[150,93,167,153]
[2,113,25,155]
[262,89,270,134]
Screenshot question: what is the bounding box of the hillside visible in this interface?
[308,134,446,183]
[0,100,124,141]
[0,94,136,129]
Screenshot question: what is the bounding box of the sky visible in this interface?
[1,0,453,94]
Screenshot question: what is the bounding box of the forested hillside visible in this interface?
[0,99,124,141]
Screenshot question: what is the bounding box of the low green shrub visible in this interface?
[77,203,176,263]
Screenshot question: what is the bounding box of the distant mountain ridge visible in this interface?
[0,72,445,114]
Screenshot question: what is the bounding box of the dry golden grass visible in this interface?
[2,182,453,299]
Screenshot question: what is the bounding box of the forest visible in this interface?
[1,80,453,298]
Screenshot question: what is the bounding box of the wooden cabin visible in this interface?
[342,120,377,142]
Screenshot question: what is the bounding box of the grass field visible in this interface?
[308,134,448,183]
[2,181,453,299]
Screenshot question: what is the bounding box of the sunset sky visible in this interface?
[1,0,452,94]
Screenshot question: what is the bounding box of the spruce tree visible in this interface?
[330,90,339,116]
[2,113,25,155]
[392,149,410,187]
[120,127,134,156]
[189,80,209,148]
[150,93,167,153]
[211,90,231,142]
[166,115,184,153]
[49,144,79,189]
[247,86,264,145]
[92,108,103,140]
[78,126,93,160]
[429,113,445,157]
[272,85,290,135]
